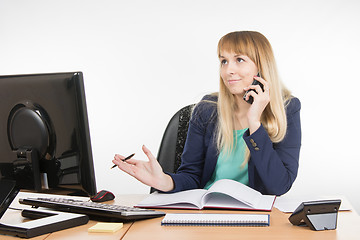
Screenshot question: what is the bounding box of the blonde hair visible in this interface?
[216,31,292,161]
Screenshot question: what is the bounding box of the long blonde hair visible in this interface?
[216,31,292,160]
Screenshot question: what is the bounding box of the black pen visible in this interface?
[111,153,135,169]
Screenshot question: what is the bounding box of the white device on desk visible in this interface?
[0,208,89,238]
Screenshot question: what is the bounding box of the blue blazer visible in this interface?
[167,95,301,196]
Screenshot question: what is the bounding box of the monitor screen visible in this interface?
[0,72,97,197]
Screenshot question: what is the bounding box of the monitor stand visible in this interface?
[0,179,89,238]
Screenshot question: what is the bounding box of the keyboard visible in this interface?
[19,197,165,222]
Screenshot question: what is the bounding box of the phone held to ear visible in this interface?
[243,73,264,104]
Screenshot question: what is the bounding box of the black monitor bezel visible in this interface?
[0,72,97,197]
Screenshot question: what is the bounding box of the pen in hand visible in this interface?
[111,153,135,169]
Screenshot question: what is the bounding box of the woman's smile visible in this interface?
[228,79,241,84]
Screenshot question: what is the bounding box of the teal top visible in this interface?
[204,128,249,189]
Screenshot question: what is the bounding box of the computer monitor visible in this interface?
[0,72,97,197]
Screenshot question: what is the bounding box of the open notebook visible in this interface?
[137,179,276,211]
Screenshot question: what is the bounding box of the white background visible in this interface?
[1,0,359,214]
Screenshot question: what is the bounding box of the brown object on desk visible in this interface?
[122,207,360,240]
[1,193,360,240]
[122,195,360,240]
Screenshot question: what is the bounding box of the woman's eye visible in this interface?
[236,58,244,63]
[221,59,227,65]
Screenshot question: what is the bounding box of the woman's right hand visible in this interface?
[112,145,174,192]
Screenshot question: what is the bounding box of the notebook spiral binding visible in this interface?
[161,213,270,227]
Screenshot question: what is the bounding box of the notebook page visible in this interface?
[136,189,207,209]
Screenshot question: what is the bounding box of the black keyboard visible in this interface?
[19,197,165,222]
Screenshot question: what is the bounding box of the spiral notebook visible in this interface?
[161,213,270,226]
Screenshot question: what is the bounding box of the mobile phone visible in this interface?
[243,73,264,104]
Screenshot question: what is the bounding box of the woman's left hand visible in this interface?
[243,75,270,134]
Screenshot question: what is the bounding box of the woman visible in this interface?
[112,31,301,196]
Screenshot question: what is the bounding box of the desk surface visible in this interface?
[121,195,360,240]
[1,193,360,240]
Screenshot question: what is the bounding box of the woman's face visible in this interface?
[219,51,258,96]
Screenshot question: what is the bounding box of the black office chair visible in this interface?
[150,104,195,193]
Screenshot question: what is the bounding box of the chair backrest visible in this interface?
[150,104,194,193]
[157,104,195,173]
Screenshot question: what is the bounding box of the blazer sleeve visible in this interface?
[243,97,302,196]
